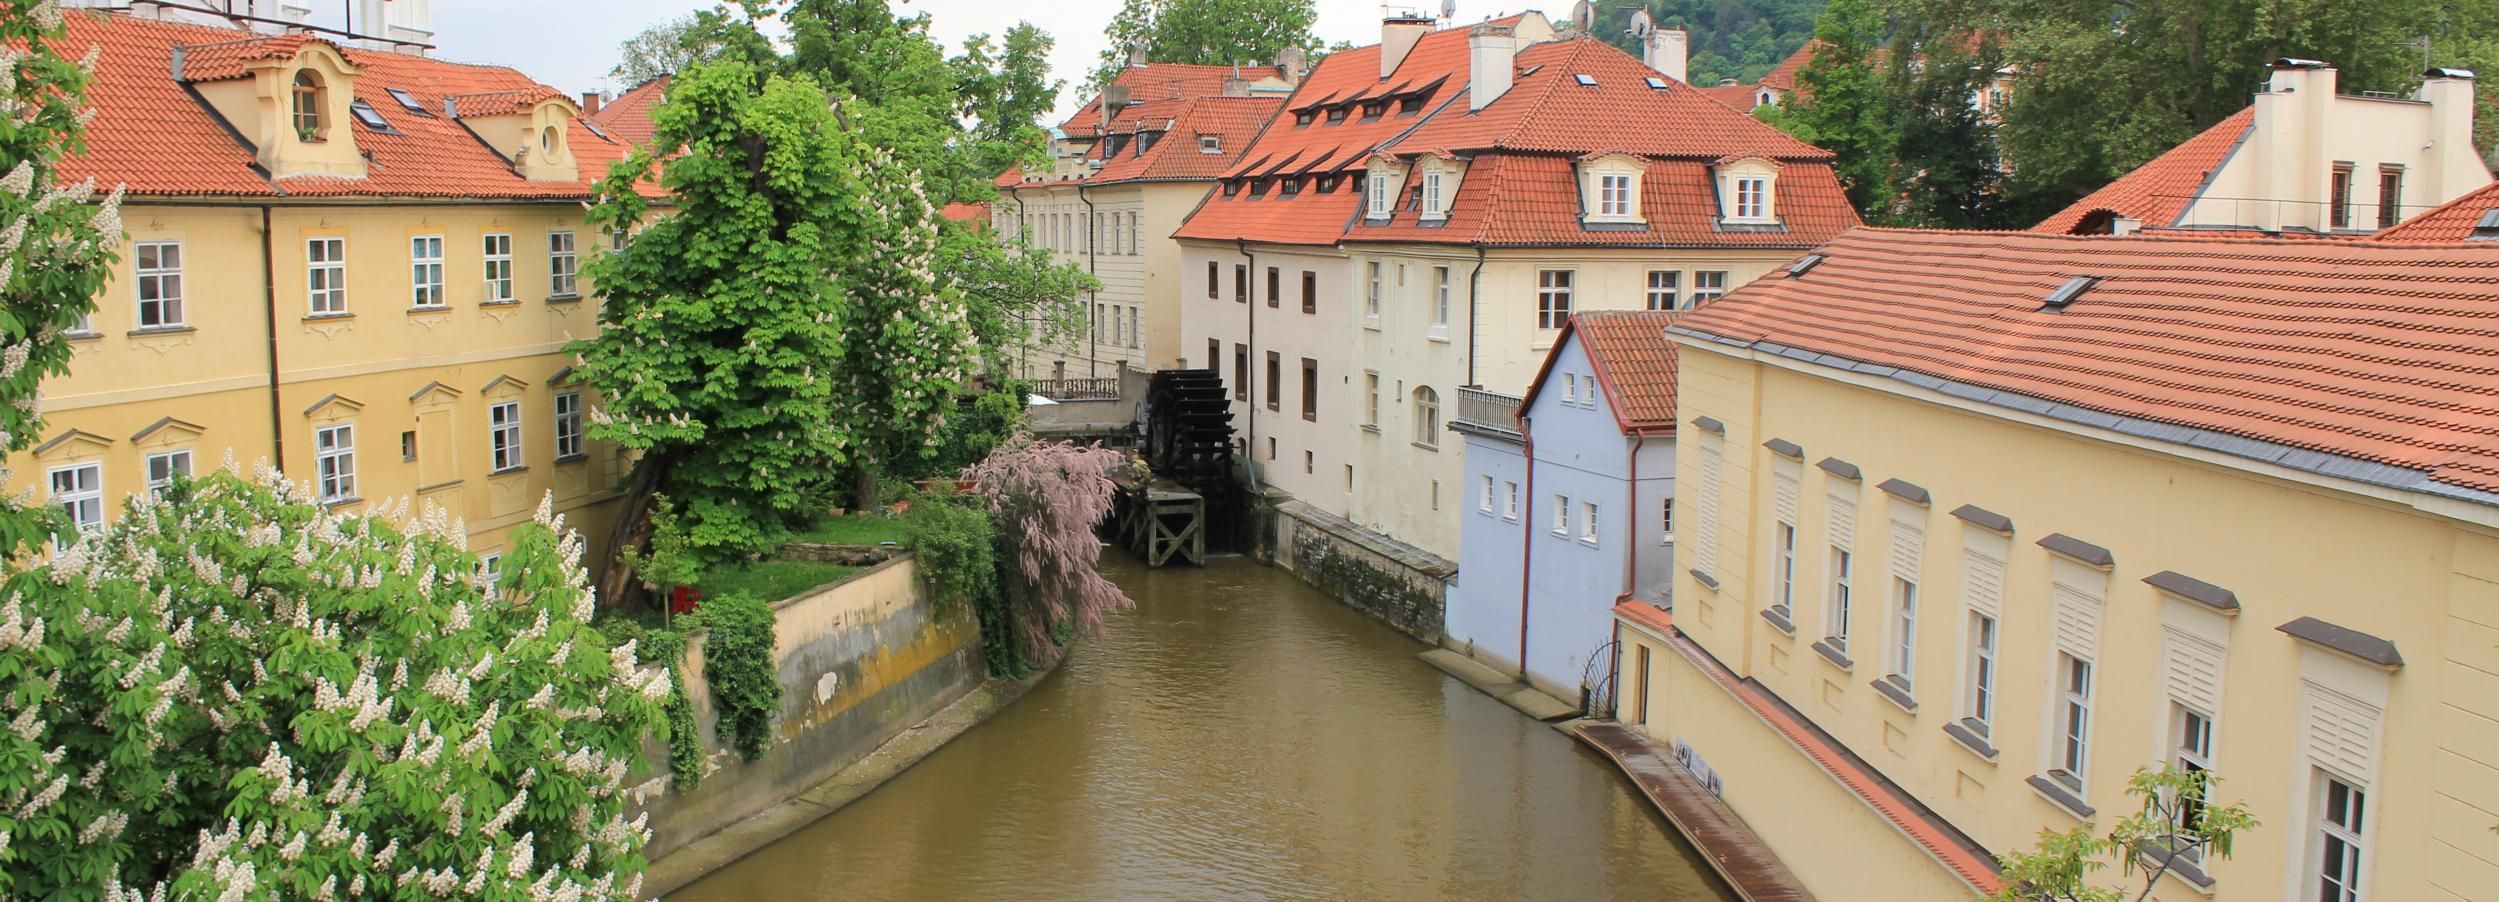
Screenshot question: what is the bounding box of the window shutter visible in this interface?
[1694,439,1722,577]
[2051,583,2103,661]
[2162,627,2225,715]
[2302,682,2381,781]
[1826,494,1856,553]
[1774,471,1799,527]
[1889,519,1923,585]
[1963,548,2003,618]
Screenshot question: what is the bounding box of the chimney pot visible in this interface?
[580,92,603,115]
[1469,24,1519,112]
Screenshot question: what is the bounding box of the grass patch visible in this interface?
[794,514,907,546]
[697,559,863,603]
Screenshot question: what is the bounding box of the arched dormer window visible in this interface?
[292,70,327,141]
[1365,158,1405,220]
[1714,155,1784,226]
[1580,153,1647,225]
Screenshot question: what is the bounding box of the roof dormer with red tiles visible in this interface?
[449,86,583,183]
[177,33,369,180]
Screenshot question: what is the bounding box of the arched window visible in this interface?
[292,71,326,141]
[540,126,559,156]
[1412,386,1441,448]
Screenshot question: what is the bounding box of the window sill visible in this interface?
[2027,773,2096,820]
[1362,316,1382,331]
[416,479,464,493]
[2137,841,2216,893]
[1426,330,1451,344]
[303,312,354,322]
[65,330,103,342]
[1810,637,1853,671]
[1360,424,1381,435]
[1502,515,1519,523]
[408,305,453,316]
[1301,413,1316,423]
[1871,675,1917,713]
[320,495,363,509]
[1688,569,1718,591]
[1943,719,1998,762]
[129,325,197,336]
[1759,607,1796,635]
[479,300,522,308]
[490,466,529,477]
[554,453,588,465]
[1412,441,1439,453]
[546,294,584,304]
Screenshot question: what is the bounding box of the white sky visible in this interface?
[390,1,1553,122]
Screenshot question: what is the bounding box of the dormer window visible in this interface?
[1104,134,1129,157]
[1599,174,1633,217]
[1581,154,1646,225]
[1295,111,1316,126]
[1200,135,1222,154]
[1327,106,1349,124]
[1280,177,1301,197]
[1400,96,1425,114]
[1362,101,1385,120]
[1734,176,1768,219]
[1421,169,1445,221]
[540,126,560,157]
[292,71,327,141]
[1758,89,1775,108]
[1714,156,1783,225]
[1367,169,1395,219]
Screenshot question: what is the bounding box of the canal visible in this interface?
[671,555,1737,900]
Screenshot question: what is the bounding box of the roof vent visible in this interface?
[2043,276,2100,309]
[385,87,433,117]
[2470,209,2499,241]
[2272,58,2329,70]
[2425,66,2477,80]
[1644,76,1670,90]
[1785,254,1825,277]
[1573,74,1598,87]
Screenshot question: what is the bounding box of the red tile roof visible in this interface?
[174,33,313,81]
[1062,63,1249,138]
[590,75,667,147]
[1758,40,1824,94]
[938,202,988,226]
[1391,39,1828,159]
[2373,179,2499,242]
[1697,81,1762,111]
[2034,108,2254,234]
[1350,146,1856,249]
[1524,311,1682,431]
[58,11,646,200]
[449,86,565,117]
[1672,227,2499,500]
[1085,96,1284,185]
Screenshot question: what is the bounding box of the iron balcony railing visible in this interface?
[1032,377,1122,401]
[1452,387,1523,438]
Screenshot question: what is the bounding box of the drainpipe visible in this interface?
[1624,430,1649,598]
[1236,238,1258,483]
[1516,410,1535,676]
[1007,185,1032,377]
[259,206,285,474]
[1465,242,1487,386]
[1079,184,1101,377]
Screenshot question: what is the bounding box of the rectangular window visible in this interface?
[1235,264,1248,303]
[1503,481,1519,520]
[483,233,514,302]
[401,430,417,461]
[549,231,579,297]
[314,424,356,503]
[48,463,101,536]
[479,553,504,587]
[1537,270,1573,329]
[134,240,185,328]
[1773,522,1797,619]
[1422,170,1444,216]
[1366,262,1382,317]
[1563,374,1578,405]
[1645,270,1680,311]
[1265,351,1280,411]
[1693,271,1728,306]
[1413,388,1439,446]
[2376,167,2403,229]
[1234,344,1249,402]
[306,237,346,315]
[1301,270,1317,314]
[2330,165,2354,230]
[2053,654,2093,789]
[1480,475,1495,513]
[1432,266,1451,327]
[1300,357,1318,421]
[145,449,192,493]
[2315,775,2365,902]
[1266,266,1281,308]
[1660,497,1674,541]
[489,400,523,472]
[1552,494,1571,535]
[2174,705,2215,849]
[1598,173,1633,216]
[1368,171,1392,217]
[1890,576,1918,689]
[1827,547,1853,651]
[554,390,584,459]
[1734,176,1767,219]
[1582,501,1599,545]
[1364,372,1381,427]
[1966,611,1998,733]
[411,236,445,307]
[1632,644,1651,725]
[1207,261,1219,298]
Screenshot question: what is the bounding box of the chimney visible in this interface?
[1129,42,1150,69]
[1469,24,1519,112]
[355,0,435,54]
[1645,28,1689,84]
[1382,13,1433,80]
[1276,47,1308,86]
[1221,78,1252,98]
[1101,84,1132,132]
[2249,59,2337,232]
[580,92,604,116]
[2417,66,2481,212]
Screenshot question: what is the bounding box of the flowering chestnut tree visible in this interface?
[964,437,1133,662]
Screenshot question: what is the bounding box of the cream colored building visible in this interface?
[1620,227,2499,900]
[28,9,649,569]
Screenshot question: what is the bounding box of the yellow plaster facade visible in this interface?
[1621,342,2499,900]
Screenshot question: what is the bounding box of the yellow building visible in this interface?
[1622,228,2499,899]
[28,9,655,569]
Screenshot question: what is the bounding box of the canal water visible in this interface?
[670,555,1736,901]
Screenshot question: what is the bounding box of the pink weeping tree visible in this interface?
[965,437,1136,661]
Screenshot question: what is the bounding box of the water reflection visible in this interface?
[670,555,1735,901]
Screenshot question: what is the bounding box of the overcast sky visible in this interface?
[384,1,1555,122]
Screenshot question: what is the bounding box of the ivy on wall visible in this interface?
[696,593,781,761]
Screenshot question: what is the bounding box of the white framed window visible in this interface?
[2052,654,2094,790]
[554,390,584,459]
[48,463,102,536]
[483,233,514,302]
[1479,475,1495,513]
[2172,704,2215,855]
[1826,547,1853,651]
[1412,386,1439,447]
[1965,611,1998,733]
[1502,481,1519,520]
[1432,266,1451,329]
[1890,576,1918,687]
[1581,501,1599,545]
[306,237,346,315]
[1421,169,1445,219]
[411,235,446,307]
[489,400,523,472]
[1645,270,1679,310]
[1129,214,1140,255]
[135,240,185,328]
[1598,173,1633,217]
[1129,305,1142,349]
[1537,270,1573,330]
[314,424,356,503]
[2314,774,2366,902]
[1563,373,1578,405]
[1364,372,1381,427]
[1734,176,1769,220]
[1367,170,1393,218]
[1552,494,1570,535]
[1694,270,1728,305]
[1660,497,1674,543]
[478,552,504,588]
[549,231,579,297]
[1772,522,1797,620]
[145,449,192,493]
[1367,262,1382,317]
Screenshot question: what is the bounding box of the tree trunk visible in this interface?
[597,453,677,610]
[854,455,879,513]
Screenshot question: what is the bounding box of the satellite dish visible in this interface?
[1627,10,1654,38]
[1568,0,1595,31]
[1440,0,1457,20]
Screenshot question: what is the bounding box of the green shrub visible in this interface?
[697,592,780,761]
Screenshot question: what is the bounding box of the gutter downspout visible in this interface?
[1625,430,1649,598]
[1079,184,1101,377]
[1236,238,1258,485]
[260,206,285,475]
[1465,243,1487,386]
[1007,185,1032,377]
[1516,411,1536,677]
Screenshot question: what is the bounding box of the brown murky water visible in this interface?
[669,555,1736,901]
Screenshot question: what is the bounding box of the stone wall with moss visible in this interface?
[1262,498,1455,642]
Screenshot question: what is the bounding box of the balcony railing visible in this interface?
[1031,377,1121,401]
[1452,387,1523,438]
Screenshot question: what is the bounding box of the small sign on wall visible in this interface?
[1671,736,1725,798]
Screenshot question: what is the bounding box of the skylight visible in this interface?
[580,120,613,141]
[1573,74,1598,87]
[1786,254,1826,277]
[2472,209,2499,242]
[2043,276,2100,309]
[384,88,432,117]
[1644,77,1670,90]
[348,100,396,134]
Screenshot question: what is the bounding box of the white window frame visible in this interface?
[549,230,579,297]
[1552,494,1570,536]
[483,233,514,303]
[145,449,192,493]
[1660,497,1674,544]
[1694,270,1728,306]
[411,235,446,308]
[1889,575,1918,689]
[1366,261,1383,319]
[478,552,504,587]
[1581,501,1599,546]
[1421,169,1445,221]
[1645,270,1679,311]
[1827,547,1853,651]
[306,237,347,316]
[2313,773,2367,902]
[2171,703,2216,859]
[1364,372,1380,427]
[48,462,102,536]
[1965,611,1998,734]
[1432,265,1451,331]
[1479,475,1495,514]
[1772,522,1797,620]
[489,400,523,473]
[554,390,584,459]
[1367,170,1394,218]
[1412,386,1439,448]
[2051,653,2094,791]
[1734,176,1769,220]
[1502,481,1519,520]
[135,240,185,328]
[1599,173,1633,217]
[314,424,356,503]
[1537,270,1573,330]
[1563,373,1578,405]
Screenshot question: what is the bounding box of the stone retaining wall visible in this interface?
[1262,496,1455,642]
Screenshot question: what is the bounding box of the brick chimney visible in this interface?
[1470,24,1518,112]
[1276,46,1308,86]
[580,92,604,116]
[1382,12,1434,79]
[1645,28,1689,84]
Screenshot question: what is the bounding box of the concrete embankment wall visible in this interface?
[633,555,984,860]
[1256,492,1455,643]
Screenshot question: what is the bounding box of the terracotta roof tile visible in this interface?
[1349,154,1856,248]
[1757,40,1824,94]
[1086,96,1283,185]
[1390,39,1828,160]
[1673,227,2499,501]
[1697,81,1761,111]
[2374,179,2499,243]
[175,33,313,81]
[1062,63,1249,137]
[2034,108,2254,234]
[449,86,564,117]
[1524,311,1681,430]
[589,75,667,147]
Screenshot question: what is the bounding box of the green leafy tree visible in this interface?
[956,23,1062,178]
[607,11,768,86]
[1601,0,1830,86]
[614,494,700,627]
[1988,765,2257,902]
[1089,0,1320,92]
[1759,0,1897,215]
[1888,28,2008,227]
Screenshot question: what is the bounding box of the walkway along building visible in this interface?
[1450,311,1678,703]
[1174,11,1856,562]
[993,60,1292,381]
[24,8,656,570]
[1623,227,2499,899]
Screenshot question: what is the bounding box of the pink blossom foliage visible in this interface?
[964,437,1134,659]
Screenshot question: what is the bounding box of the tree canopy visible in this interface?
[1601,0,1829,88]
[1088,0,1320,92]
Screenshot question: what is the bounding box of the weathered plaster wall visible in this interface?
[1266,497,1454,642]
